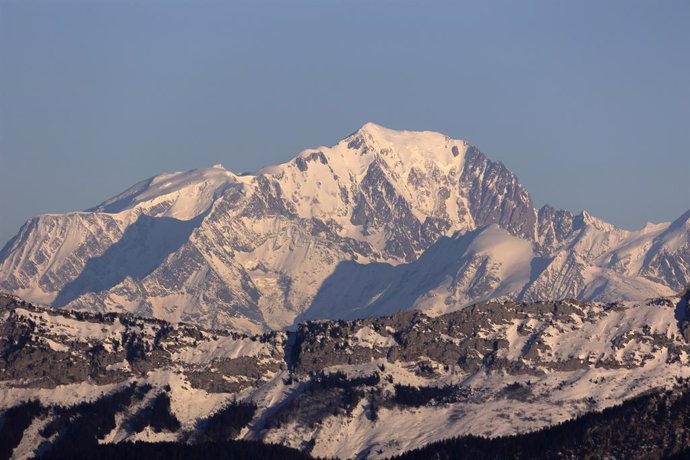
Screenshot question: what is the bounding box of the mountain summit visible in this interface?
[0,124,687,331]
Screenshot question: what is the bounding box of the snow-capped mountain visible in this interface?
[2,292,690,459]
[0,123,687,331]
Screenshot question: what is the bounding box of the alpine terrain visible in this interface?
[2,291,690,459]
[0,123,687,333]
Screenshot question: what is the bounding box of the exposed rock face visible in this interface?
[0,123,686,331]
[2,293,690,459]
[460,146,536,241]
[0,294,285,391]
[294,297,687,375]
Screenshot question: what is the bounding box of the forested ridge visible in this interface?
[389,381,690,459]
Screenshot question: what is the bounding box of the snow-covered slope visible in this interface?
[0,124,686,331]
[2,292,690,459]
[298,224,535,321]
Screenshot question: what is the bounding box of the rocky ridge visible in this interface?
[2,291,690,458]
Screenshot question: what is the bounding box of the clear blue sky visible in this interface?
[1,0,688,246]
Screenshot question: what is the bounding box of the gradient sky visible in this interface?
[1,0,689,247]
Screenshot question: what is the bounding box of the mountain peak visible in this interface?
[345,122,469,167]
[88,165,238,219]
[576,209,617,232]
[358,121,387,132]
[353,122,455,143]
[1,124,684,334]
